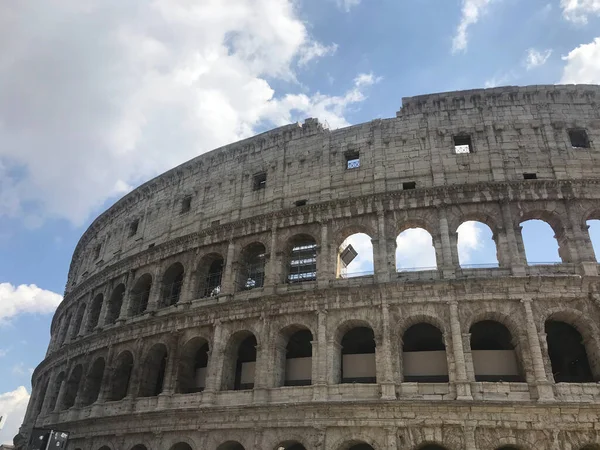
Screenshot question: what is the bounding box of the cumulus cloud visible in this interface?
[452,0,495,53]
[561,0,600,23]
[525,48,553,70]
[0,386,30,445]
[0,283,62,325]
[560,37,600,83]
[339,233,374,275]
[457,221,483,264]
[0,0,376,226]
[396,229,437,270]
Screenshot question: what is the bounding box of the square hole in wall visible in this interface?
[180,196,192,214]
[93,244,101,260]
[128,219,139,237]
[295,199,307,207]
[568,128,590,148]
[253,172,267,191]
[453,135,473,154]
[345,150,360,169]
[403,181,416,190]
[523,173,537,180]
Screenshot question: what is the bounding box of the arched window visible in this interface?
[217,442,245,450]
[340,327,376,384]
[105,284,125,325]
[129,274,152,317]
[283,329,313,386]
[417,446,449,450]
[98,447,112,450]
[457,221,498,268]
[161,263,185,307]
[57,312,72,346]
[169,444,193,450]
[495,447,520,450]
[138,344,168,397]
[287,235,317,283]
[32,377,49,421]
[403,324,448,382]
[130,446,148,450]
[346,444,374,450]
[70,303,86,340]
[396,228,437,271]
[222,332,257,391]
[109,351,134,401]
[177,338,209,394]
[197,254,224,298]
[545,321,594,383]
[337,233,374,278]
[275,442,307,450]
[80,358,105,406]
[238,243,266,290]
[86,294,103,332]
[520,219,561,264]
[61,365,83,409]
[470,321,523,382]
[586,219,600,262]
[46,372,65,412]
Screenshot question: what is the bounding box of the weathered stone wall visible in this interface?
[19,85,600,450]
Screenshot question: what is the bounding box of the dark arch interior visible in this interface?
[495,447,520,450]
[178,338,209,394]
[33,378,50,420]
[106,283,125,325]
[277,443,307,450]
[403,323,448,383]
[62,365,83,409]
[47,372,65,412]
[170,443,193,450]
[98,447,111,450]
[129,274,152,316]
[70,304,87,340]
[198,254,224,298]
[341,327,376,383]
[161,263,185,307]
[235,335,257,390]
[138,344,168,397]
[285,329,313,386]
[57,312,72,346]
[87,294,103,332]
[238,243,266,290]
[545,320,594,383]
[130,446,148,450]
[287,235,317,283]
[348,445,375,450]
[217,441,245,450]
[109,351,134,401]
[418,446,449,450]
[470,320,523,382]
[81,358,105,406]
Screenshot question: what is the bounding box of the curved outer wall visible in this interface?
[18,84,600,450]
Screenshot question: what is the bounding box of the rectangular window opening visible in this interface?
[295,199,307,207]
[523,173,537,180]
[253,172,267,191]
[403,181,416,190]
[128,219,139,237]
[181,196,192,214]
[345,150,360,169]
[93,244,101,260]
[569,128,590,148]
[453,135,473,154]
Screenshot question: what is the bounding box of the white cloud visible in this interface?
[560,37,600,83]
[0,349,9,358]
[0,283,62,325]
[396,228,437,269]
[0,386,30,445]
[452,0,495,53]
[0,1,376,226]
[484,71,516,88]
[457,221,483,264]
[335,0,362,12]
[561,0,600,23]
[340,233,374,275]
[525,48,553,70]
[11,363,34,377]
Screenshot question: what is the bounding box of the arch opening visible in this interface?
[130,446,148,450]
[520,219,562,265]
[161,262,185,307]
[238,243,266,290]
[341,327,376,383]
[495,447,520,450]
[457,221,498,268]
[275,441,307,450]
[46,372,65,412]
[138,344,168,397]
[105,283,125,325]
[32,377,49,422]
[403,324,448,382]
[198,254,224,298]
[109,351,134,401]
[234,335,257,390]
[470,321,523,382]
[70,303,86,340]
[586,219,600,262]
[545,320,594,383]
[337,233,374,279]
[417,446,449,450]
[81,358,105,406]
[86,294,103,332]
[57,312,72,346]
[217,442,245,450]
[61,365,83,410]
[284,329,313,386]
[347,445,375,450]
[396,228,437,272]
[177,337,209,394]
[169,444,193,450]
[129,274,152,317]
[287,235,317,283]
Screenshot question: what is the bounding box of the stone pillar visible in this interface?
[378,300,396,400]
[374,209,392,283]
[317,220,333,288]
[53,375,67,412]
[39,371,59,416]
[253,316,270,404]
[203,321,224,405]
[566,201,598,275]
[221,240,237,295]
[501,202,527,275]
[117,273,133,322]
[439,209,457,278]
[386,427,397,450]
[521,299,554,401]
[97,346,115,403]
[266,221,280,286]
[313,309,328,401]
[448,301,472,400]
[160,333,180,396]
[464,423,477,450]
[146,264,164,312]
[96,285,112,329]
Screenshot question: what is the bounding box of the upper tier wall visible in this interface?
[67,84,600,292]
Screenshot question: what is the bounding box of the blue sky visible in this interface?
[1,0,600,443]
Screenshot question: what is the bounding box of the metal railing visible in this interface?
[339,270,375,279]
[129,290,150,316]
[198,272,222,298]
[161,281,183,307]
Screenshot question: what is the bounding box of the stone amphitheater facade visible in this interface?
[17,84,600,450]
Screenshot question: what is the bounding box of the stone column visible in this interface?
[97,346,115,403]
[566,201,598,275]
[96,285,112,329]
[117,272,133,323]
[221,240,237,295]
[203,321,224,405]
[386,427,397,450]
[501,202,527,275]
[439,209,457,278]
[317,220,333,288]
[160,333,180,396]
[266,220,280,287]
[312,309,328,401]
[146,264,165,312]
[448,301,472,400]
[464,423,477,450]
[53,375,68,412]
[39,371,58,416]
[374,209,392,283]
[378,300,396,399]
[253,316,270,404]
[521,298,554,401]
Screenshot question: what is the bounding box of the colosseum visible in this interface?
[16,84,600,450]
